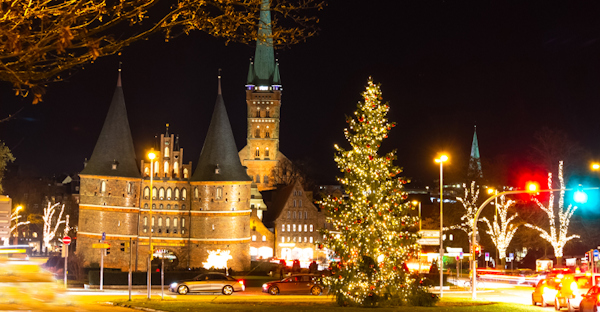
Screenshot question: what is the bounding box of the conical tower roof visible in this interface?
[468,125,483,179]
[80,70,139,178]
[192,76,251,182]
[247,0,278,86]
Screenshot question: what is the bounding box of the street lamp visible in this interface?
[412,200,422,273]
[487,188,499,268]
[147,150,156,299]
[435,153,448,297]
[13,205,23,245]
[591,163,600,171]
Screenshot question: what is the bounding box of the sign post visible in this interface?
[485,252,490,268]
[129,237,132,301]
[101,232,105,291]
[63,236,71,287]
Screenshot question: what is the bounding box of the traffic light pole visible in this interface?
[470,187,598,300]
[129,237,132,301]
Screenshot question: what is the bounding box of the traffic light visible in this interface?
[474,245,481,257]
[526,181,539,193]
[106,243,111,255]
[574,184,588,204]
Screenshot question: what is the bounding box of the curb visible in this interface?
[112,302,167,312]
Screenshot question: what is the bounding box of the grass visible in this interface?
[111,296,543,312]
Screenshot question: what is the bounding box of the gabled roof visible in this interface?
[80,71,140,178]
[191,78,251,182]
[261,183,296,228]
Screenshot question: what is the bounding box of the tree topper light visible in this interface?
[203,249,232,270]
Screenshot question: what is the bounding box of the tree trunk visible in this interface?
[501,257,507,269]
[556,256,563,268]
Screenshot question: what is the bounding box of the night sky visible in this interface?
[3,0,600,188]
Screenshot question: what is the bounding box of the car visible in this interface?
[532,277,560,307]
[555,273,600,312]
[169,272,245,295]
[262,274,325,295]
[580,285,600,312]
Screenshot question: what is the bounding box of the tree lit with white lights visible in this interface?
[480,195,520,266]
[318,78,424,306]
[447,181,480,242]
[525,161,579,265]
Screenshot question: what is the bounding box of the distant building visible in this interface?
[0,196,11,245]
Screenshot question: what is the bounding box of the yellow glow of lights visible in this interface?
[435,154,449,163]
[148,151,156,160]
[527,182,538,192]
[592,163,600,170]
[202,249,232,270]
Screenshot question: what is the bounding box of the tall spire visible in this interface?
[80,67,139,178]
[248,0,277,86]
[468,125,483,179]
[192,76,251,182]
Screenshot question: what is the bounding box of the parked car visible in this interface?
[532,277,561,307]
[262,274,325,295]
[555,273,600,311]
[579,285,600,312]
[169,272,245,295]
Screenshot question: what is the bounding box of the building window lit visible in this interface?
[282,224,285,232]
[174,188,180,200]
[159,188,165,200]
[287,236,290,242]
[181,218,185,228]
[181,188,187,200]
[310,224,313,232]
[287,224,290,232]
[252,235,257,242]
[144,187,150,199]
[262,235,266,242]
[164,146,169,158]
[255,147,260,157]
[255,128,260,138]
[100,181,106,193]
[127,182,133,195]
[282,237,285,243]
[152,217,155,227]
[265,147,270,156]
[293,224,296,232]
[144,216,147,226]
[166,218,170,227]
[293,237,296,242]
[164,161,169,176]
[174,161,179,177]
[183,168,189,179]
[158,217,162,227]
[216,187,223,200]
[152,187,157,199]
[174,217,178,227]
[309,237,313,243]
[194,187,199,199]
[304,224,307,232]
[167,188,172,200]
[304,237,307,243]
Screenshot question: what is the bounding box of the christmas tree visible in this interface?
[319,78,423,306]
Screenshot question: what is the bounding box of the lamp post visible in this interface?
[412,200,422,273]
[147,151,156,299]
[13,205,23,245]
[435,154,448,297]
[487,188,499,269]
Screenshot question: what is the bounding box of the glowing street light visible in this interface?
[591,163,600,171]
[434,153,449,298]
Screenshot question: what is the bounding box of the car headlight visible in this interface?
[262,283,268,289]
[170,282,178,288]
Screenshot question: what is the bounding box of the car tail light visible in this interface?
[238,280,244,286]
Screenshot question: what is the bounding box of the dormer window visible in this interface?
[215,164,221,174]
[112,160,119,170]
[216,187,223,200]
[100,181,107,193]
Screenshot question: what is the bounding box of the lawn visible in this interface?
[112,297,543,312]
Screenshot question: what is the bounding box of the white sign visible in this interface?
[417,230,440,246]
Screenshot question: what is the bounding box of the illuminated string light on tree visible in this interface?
[318,78,427,306]
[480,195,520,266]
[525,161,579,266]
[42,202,68,252]
[447,181,481,242]
[7,206,30,246]
[203,249,232,270]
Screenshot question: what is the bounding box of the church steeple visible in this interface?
[80,68,139,178]
[468,125,483,179]
[247,0,279,87]
[192,75,250,182]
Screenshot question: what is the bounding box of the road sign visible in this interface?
[485,252,490,261]
[63,236,71,245]
[93,243,110,249]
[594,249,599,261]
[101,232,106,241]
[459,252,464,259]
[509,253,514,261]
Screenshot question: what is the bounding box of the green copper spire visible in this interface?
[468,125,483,179]
[248,0,277,86]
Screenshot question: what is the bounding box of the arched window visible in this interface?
[158,217,162,227]
[255,175,260,183]
[166,218,170,227]
[216,187,223,200]
[174,204,179,210]
[265,131,270,138]
[256,108,261,117]
[181,188,187,200]
[255,128,260,138]
[293,200,296,208]
[304,224,307,232]
[265,147,270,157]
[262,235,266,242]
[252,235,257,242]
[144,167,150,177]
[282,224,285,232]
[144,216,148,226]
[159,204,163,209]
[127,182,133,195]
[100,181,107,193]
[264,175,269,184]
[154,161,159,176]
[310,224,313,232]
[159,188,165,200]
[265,108,270,117]
[164,161,169,177]
[152,203,156,209]
[255,147,260,157]
[174,217,178,227]
[181,218,185,228]
[174,188,180,200]
[183,168,189,179]
[174,162,179,177]
[144,187,150,199]
[194,187,199,199]
[144,203,148,209]
[166,188,172,200]
[167,204,171,209]
[164,147,169,158]
[299,200,303,207]
[182,204,186,210]
[152,187,157,199]
[152,217,155,226]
